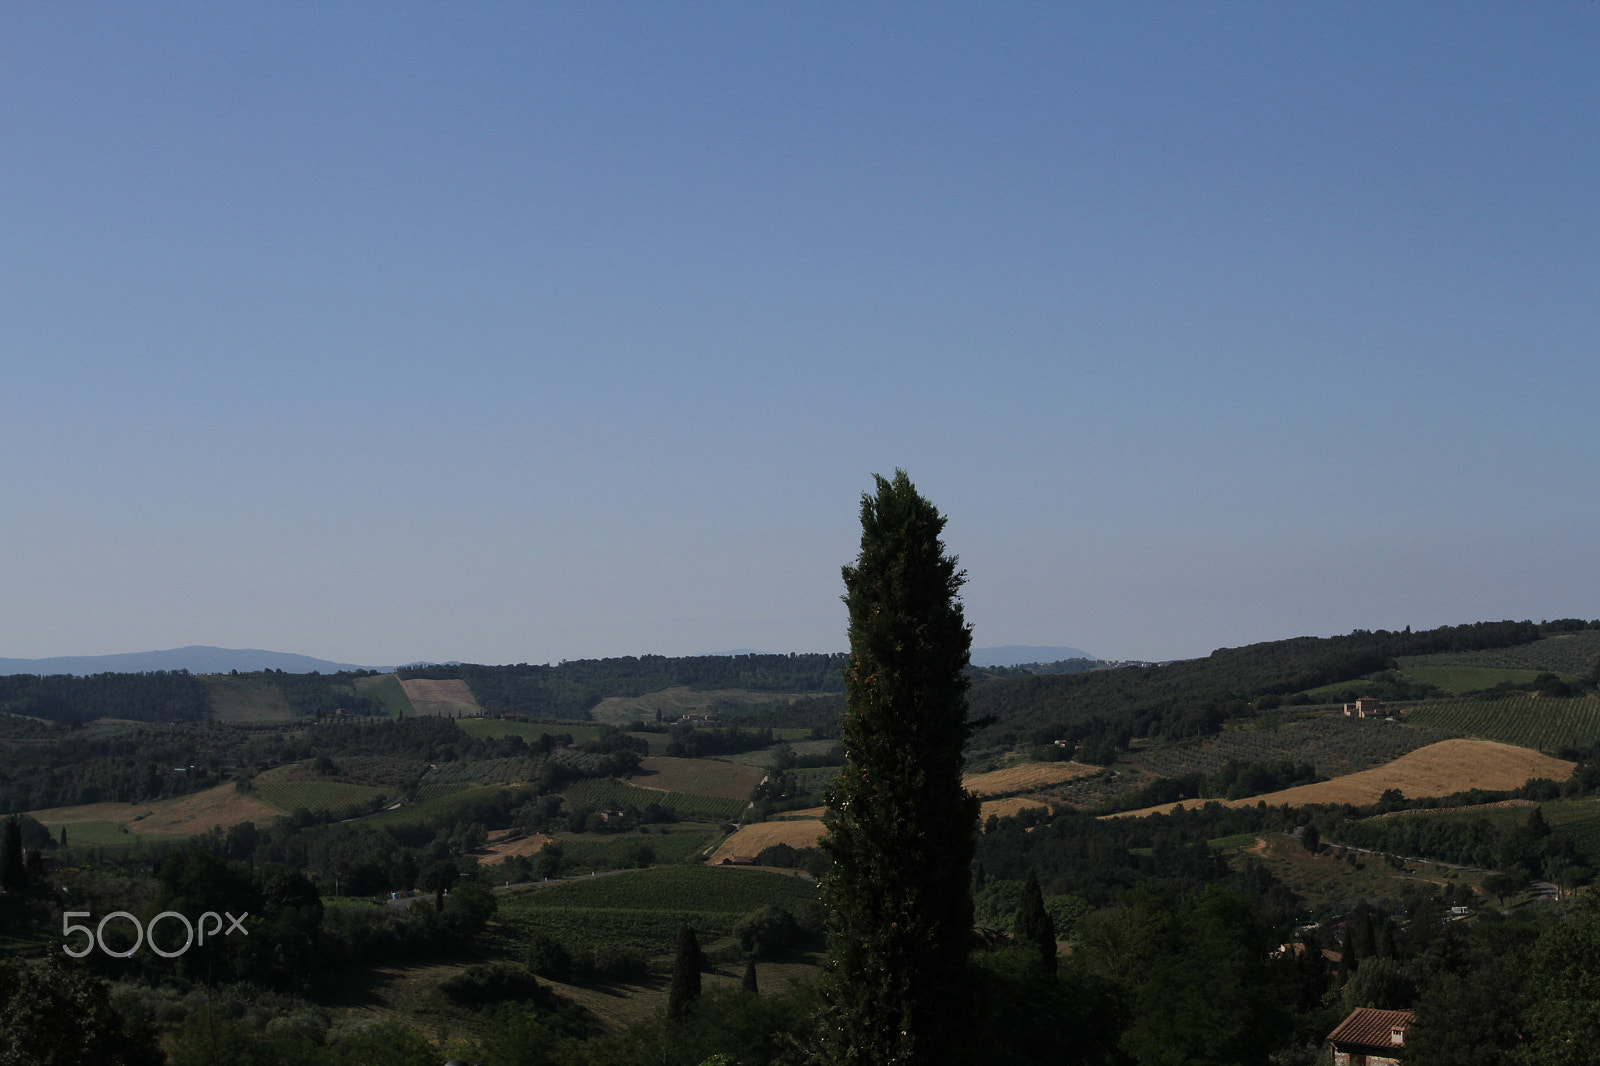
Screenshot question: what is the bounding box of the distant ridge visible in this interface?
[0,646,380,676]
[702,646,1102,667]
[969,645,1098,668]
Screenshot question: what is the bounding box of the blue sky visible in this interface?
[3,4,1595,667]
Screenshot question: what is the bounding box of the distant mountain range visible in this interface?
[0,646,379,676]
[968,645,1098,667]
[0,642,1103,677]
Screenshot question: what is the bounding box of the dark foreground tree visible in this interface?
[818,470,982,1066]
[0,953,164,1066]
[669,923,704,1020]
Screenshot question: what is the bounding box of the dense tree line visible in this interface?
[0,671,211,726]
[662,722,776,758]
[398,653,847,719]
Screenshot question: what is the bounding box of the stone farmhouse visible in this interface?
[1327,1007,1413,1066]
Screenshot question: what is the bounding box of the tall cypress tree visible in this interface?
[668,923,703,1020]
[0,818,25,894]
[818,471,981,1066]
[1015,868,1057,976]
[742,958,759,995]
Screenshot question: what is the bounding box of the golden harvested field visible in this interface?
[629,756,765,800]
[397,678,482,717]
[963,762,1099,797]
[709,792,1049,863]
[980,797,1048,820]
[30,783,281,836]
[1111,739,1575,818]
[708,819,826,863]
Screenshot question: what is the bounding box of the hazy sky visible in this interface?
[3,4,1595,667]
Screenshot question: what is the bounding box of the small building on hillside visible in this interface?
[1344,697,1386,718]
[1327,1007,1413,1066]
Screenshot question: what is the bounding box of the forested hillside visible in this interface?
[399,653,847,719]
[970,620,1590,749]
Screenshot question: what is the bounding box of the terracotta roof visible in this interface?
[1328,1008,1413,1050]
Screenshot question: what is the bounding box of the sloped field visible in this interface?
[629,756,764,800]
[397,678,482,717]
[563,778,747,823]
[964,761,1099,797]
[31,783,281,836]
[1112,739,1574,817]
[1399,630,1600,676]
[252,776,389,813]
[708,818,826,862]
[200,674,296,722]
[1402,695,1600,753]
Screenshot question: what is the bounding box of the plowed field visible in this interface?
[397,678,482,717]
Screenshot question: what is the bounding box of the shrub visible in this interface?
[526,933,575,983]
[440,962,541,1007]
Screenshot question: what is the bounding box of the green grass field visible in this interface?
[1398,665,1584,694]
[353,673,413,716]
[1402,696,1600,753]
[51,820,192,852]
[563,778,748,823]
[550,823,727,870]
[495,866,820,961]
[199,674,296,722]
[363,784,515,829]
[252,778,390,813]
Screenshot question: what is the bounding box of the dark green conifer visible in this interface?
[818,471,982,1066]
[1379,918,1398,959]
[1014,868,1057,975]
[0,818,25,893]
[1357,907,1377,961]
[668,923,702,1020]
[742,957,759,995]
